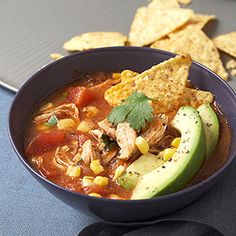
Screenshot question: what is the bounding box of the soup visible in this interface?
[24,54,231,200]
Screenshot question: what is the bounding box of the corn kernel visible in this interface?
[57,118,75,130]
[82,106,99,118]
[39,102,53,112]
[113,165,125,181]
[77,120,94,133]
[82,176,94,187]
[90,160,104,175]
[66,165,81,177]
[37,124,51,131]
[93,176,109,187]
[171,137,181,148]
[160,148,176,161]
[135,136,149,154]
[112,73,121,79]
[88,193,102,198]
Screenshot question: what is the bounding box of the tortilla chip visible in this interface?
[230,69,236,77]
[226,59,236,70]
[149,0,179,8]
[50,53,64,60]
[63,32,127,51]
[151,28,228,80]
[180,88,214,108]
[105,54,192,113]
[128,3,193,46]
[213,32,236,58]
[177,0,192,5]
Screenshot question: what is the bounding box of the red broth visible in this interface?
[24,73,231,200]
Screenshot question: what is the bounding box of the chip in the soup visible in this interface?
[213,32,236,58]
[128,3,193,46]
[151,28,228,80]
[63,32,127,52]
[105,54,192,112]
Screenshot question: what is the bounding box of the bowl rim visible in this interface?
[8,46,236,204]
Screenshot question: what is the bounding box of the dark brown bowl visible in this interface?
[8,47,236,222]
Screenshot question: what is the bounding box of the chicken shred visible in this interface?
[116,122,137,160]
[98,119,116,139]
[34,103,79,123]
[142,114,168,147]
[80,140,97,164]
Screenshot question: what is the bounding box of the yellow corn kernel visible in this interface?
[39,102,53,112]
[82,106,99,118]
[57,118,75,130]
[37,124,51,131]
[135,136,149,154]
[90,160,104,175]
[171,137,181,148]
[88,193,102,198]
[112,73,121,79]
[82,176,94,187]
[77,120,94,133]
[109,194,125,200]
[161,148,176,161]
[113,165,125,181]
[93,176,109,187]
[66,165,81,177]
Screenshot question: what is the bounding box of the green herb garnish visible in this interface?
[62,91,68,99]
[45,114,58,126]
[108,92,154,131]
[101,134,118,151]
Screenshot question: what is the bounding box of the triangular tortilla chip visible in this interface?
[105,54,192,113]
[63,32,127,51]
[151,28,228,80]
[177,0,192,5]
[128,3,193,46]
[171,13,216,35]
[149,0,180,9]
[213,32,236,58]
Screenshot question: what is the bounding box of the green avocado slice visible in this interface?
[197,103,219,157]
[118,153,165,189]
[131,106,206,200]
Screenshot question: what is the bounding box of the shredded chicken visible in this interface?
[34,103,79,123]
[101,148,119,165]
[89,129,106,150]
[53,140,79,169]
[54,145,75,167]
[142,114,168,147]
[116,122,137,160]
[98,119,116,139]
[80,140,97,164]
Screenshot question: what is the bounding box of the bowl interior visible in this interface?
[9,46,236,187]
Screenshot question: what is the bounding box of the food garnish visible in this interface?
[108,92,154,131]
[45,114,58,126]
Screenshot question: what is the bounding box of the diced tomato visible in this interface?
[67,86,94,108]
[26,131,65,156]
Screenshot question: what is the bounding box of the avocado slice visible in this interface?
[131,106,206,200]
[118,153,164,189]
[197,103,219,157]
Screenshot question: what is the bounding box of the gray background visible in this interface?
[0,0,235,91]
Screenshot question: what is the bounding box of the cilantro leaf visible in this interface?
[108,92,154,131]
[45,114,58,126]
